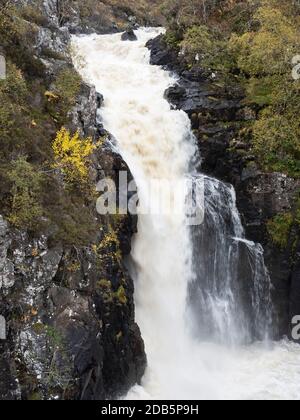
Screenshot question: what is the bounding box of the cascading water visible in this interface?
[73,28,300,400]
[189,176,272,346]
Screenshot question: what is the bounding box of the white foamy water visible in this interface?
[73,28,300,400]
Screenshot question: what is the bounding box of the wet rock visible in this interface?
[69,82,98,138]
[96,92,104,109]
[147,35,180,68]
[121,28,137,41]
[165,82,240,119]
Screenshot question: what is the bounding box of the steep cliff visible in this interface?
[0,0,146,400]
[148,34,300,340]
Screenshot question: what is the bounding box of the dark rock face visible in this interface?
[237,174,300,338]
[0,189,146,400]
[0,1,146,401]
[0,78,146,400]
[121,29,137,42]
[146,35,180,69]
[147,35,300,340]
[14,0,157,35]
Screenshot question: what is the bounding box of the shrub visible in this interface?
[229,5,300,77]
[0,2,98,247]
[180,25,231,70]
[20,3,49,27]
[181,25,214,63]
[97,226,122,264]
[0,61,28,134]
[227,2,300,178]
[47,68,82,123]
[164,30,181,50]
[0,61,28,101]
[0,2,22,44]
[267,213,294,248]
[54,68,81,107]
[161,0,221,29]
[252,109,300,177]
[7,157,43,229]
[244,76,279,107]
[52,127,95,184]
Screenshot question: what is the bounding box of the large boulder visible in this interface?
[121,28,137,41]
[146,35,179,68]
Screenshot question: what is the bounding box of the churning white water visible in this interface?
[73,28,300,400]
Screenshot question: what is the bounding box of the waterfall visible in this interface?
[189,176,272,346]
[73,28,300,400]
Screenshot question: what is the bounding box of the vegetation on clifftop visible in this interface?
[162,0,300,178]
[161,0,300,250]
[52,0,164,30]
[0,2,98,244]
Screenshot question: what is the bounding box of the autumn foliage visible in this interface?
[52,127,95,184]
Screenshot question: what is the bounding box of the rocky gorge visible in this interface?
[0,0,300,401]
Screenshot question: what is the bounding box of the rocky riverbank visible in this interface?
[147,34,300,340]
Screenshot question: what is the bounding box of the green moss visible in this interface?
[114,285,127,305]
[7,157,44,230]
[33,323,46,335]
[96,279,115,303]
[97,226,122,264]
[97,279,112,289]
[244,77,278,107]
[46,68,82,124]
[20,4,49,27]
[66,261,81,273]
[252,109,300,178]
[267,213,293,248]
[164,30,180,49]
[41,48,66,61]
[45,326,64,350]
